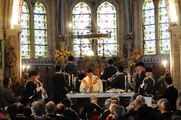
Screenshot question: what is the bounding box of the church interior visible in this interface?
[1,0,181,118]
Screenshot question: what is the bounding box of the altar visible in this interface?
[66,92,134,114]
[67,92,134,99]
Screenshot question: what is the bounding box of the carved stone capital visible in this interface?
[169,25,181,33]
[169,26,181,46]
[125,32,134,40]
[177,40,181,48]
[5,28,21,39]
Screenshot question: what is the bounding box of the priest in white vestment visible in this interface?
[80,68,103,93]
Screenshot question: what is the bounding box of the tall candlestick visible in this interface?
[125,75,128,92]
[128,73,130,83]
[72,74,74,87]
[74,77,76,87]
[69,75,71,86]
[125,75,126,87]
[72,74,74,81]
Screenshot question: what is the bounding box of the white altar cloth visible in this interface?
[67,92,134,99]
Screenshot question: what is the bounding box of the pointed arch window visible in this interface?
[34,1,48,58]
[97,1,117,57]
[20,1,30,59]
[142,0,156,55]
[72,2,92,57]
[142,0,170,55]
[158,0,170,54]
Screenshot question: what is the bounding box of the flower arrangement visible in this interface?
[127,47,142,67]
[54,46,73,65]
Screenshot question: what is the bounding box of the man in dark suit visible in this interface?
[159,100,172,120]
[52,65,69,104]
[134,61,146,94]
[24,70,41,105]
[62,98,78,120]
[2,77,21,107]
[109,65,126,90]
[80,95,103,119]
[162,75,178,111]
[173,95,181,119]
[101,59,117,85]
[64,55,79,77]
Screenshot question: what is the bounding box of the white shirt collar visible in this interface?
[167,84,173,88]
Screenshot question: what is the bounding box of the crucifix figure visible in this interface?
[72,20,111,56]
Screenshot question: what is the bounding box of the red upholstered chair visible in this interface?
[87,111,101,120]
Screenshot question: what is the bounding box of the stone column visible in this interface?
[169,26,181,91]
[0,0,3,37]
[4,28,21,82]
[166,0,180,26]
[179,42,181,91]
[124,0,134,76]
[60,0,65,35]
[124,0,132,32]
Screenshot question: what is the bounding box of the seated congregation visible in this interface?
[0,73,180,120]
[0,56,180,120]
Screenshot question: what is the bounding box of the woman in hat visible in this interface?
[134,61,146,94]
[140,67,156,96]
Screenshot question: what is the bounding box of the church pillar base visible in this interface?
[169,26,181,91]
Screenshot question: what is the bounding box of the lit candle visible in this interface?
[22,65,25,72]
[27,65,30,71]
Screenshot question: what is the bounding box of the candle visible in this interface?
[72,74,74,81]
[128,73,130,83]
[125,75,127,92]
[69,75,71,86]
[71,74,74,87]
[27,65,30,71]
[74,77,76,87]
[22,65,25,72]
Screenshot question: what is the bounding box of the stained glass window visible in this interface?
[159,0,170,54]
[97,2,117,57]
[142,0,156,55]
[20,1,30,59]
[72,2,91,57]
[34,1,47,58]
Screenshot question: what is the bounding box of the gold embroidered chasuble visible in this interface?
[79,75,103,93]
